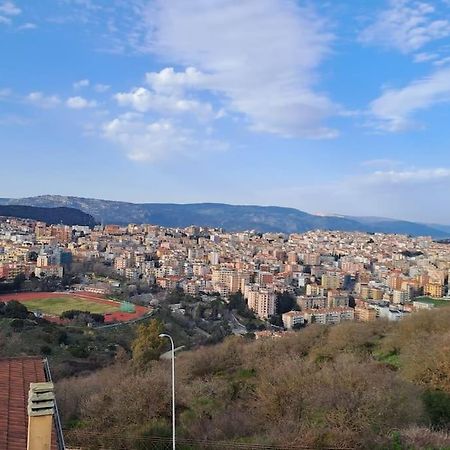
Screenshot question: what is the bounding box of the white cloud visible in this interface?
[18,22,37,30]
[369,67,450,131]
[137,0,337,138]
[145,67,206,94]
[94,83,110,92]
[369,168,450,183]
[413,52,439,63]
[66,96,97,109]
[0,15,10,24]
[73,79,90,89]
[360,0,450,54]
[434,55,450,66]
[114,86,215,120]
[27,92,61,108]
[259,166,450,223]
[102,113,227,162]
[0,1,21,16]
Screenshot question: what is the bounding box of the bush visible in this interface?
[2,301,30,319]
[40,345,52,355]
[10,318,24,331]
[423,390,450,429]
[57,308,450,449]
[69,345,89,358]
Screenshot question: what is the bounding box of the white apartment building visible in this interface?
[303,307,354,325]
[282,311,305,329]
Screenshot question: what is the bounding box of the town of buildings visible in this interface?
[1,216,449,330]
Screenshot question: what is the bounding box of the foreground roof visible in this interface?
[0,357,59,450]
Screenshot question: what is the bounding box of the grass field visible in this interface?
[415,296,450,308]
[19,296,120,316]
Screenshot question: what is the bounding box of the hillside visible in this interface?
[58,309,450,449]
[1,195,449,237]
[0,205,96,227]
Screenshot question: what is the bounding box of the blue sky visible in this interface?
[1,0,450,223]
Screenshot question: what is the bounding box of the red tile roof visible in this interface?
[0,357,58,450]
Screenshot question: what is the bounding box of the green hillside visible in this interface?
[58,309,450,449]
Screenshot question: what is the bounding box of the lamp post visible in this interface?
[159,333,175,450]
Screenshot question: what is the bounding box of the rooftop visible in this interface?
[0,357,58,450]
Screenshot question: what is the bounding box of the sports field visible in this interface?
[0,292,149,322]
[415,296,450,308]
[19,296,120,315]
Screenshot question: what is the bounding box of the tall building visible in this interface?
[425,283,444,298]
[246,287,276,319]
[321,274,341,290]
[354,306,377,322]
[393,290,409,304]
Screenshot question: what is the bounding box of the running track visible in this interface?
[0,291,149,323]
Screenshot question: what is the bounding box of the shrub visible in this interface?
[40,345,52,355]
[10,318,24,331]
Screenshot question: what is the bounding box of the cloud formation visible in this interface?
[73,79,90,89]
[18,22,36,30]
[0,0,20,25]
[114,86,215,120]
[140,0,337,138]
[0,1,21,16]
[370,168,450,183]
[145,67,205,94]
[94,83,110,93]
[360,0,450,54]
[102,113,227,162]
[369,67,450,131]
[27,92,61,108]
[66,96,97,109]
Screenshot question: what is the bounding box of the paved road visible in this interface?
[229,312,247,335]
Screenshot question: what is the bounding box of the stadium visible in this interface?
[0,291,149,323]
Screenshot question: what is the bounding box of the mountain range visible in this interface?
[0,195,449,238]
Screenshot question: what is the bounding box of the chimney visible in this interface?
[27,382,55,450]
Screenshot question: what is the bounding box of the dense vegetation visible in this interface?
[0,300,136,378]
[0,204,96,226]
[57,309,450,449]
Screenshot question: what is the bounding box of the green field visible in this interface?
[415,296,450,308]
[20,297,119,316]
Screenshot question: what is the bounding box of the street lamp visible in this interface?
[159,333,175,450]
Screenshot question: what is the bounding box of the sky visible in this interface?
[1,0,450,224]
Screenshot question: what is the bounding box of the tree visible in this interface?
[12,273,26,290]
[28,251,38,262]
[2,300,29,319]
[269,315,283,327]
[276,291,296,315]
[166,288,186,304]
[228,291,256,318]
[131,320,165,368]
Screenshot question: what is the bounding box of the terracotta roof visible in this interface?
[0,357,58,450]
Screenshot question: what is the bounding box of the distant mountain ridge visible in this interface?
[0,204,96,227]
[0,195,448,238]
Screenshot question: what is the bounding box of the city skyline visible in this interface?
[1,0,450,223]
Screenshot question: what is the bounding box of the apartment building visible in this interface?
[425,283,444,298]
[354,306,377,322]
[282,311,305,329]
[303,307,354,325]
